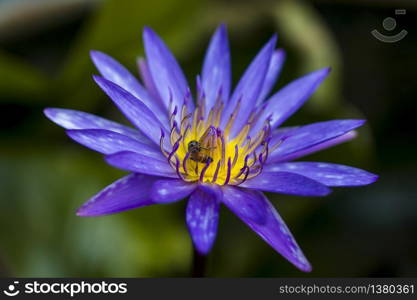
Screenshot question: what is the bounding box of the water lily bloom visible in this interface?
[44,25,377,272]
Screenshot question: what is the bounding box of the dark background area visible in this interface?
[0,0,416,277]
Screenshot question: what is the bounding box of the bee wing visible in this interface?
[198,126,216,143]
[199,126,217,158]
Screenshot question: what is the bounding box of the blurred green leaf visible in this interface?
[0,50,47,101]
[0,148,190,276]
[273,0,342,111]
[57,0,208,109]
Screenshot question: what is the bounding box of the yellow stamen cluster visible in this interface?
[160,100,271,185]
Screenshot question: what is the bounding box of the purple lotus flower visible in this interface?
[44,25,377,272]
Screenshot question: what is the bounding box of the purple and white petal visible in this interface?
[105,151,177,178]
[93,75,169,147]
[143,27,194,113]
[221,35,277,136]
[266,126,299,147]
[90,51,167,124]
[222,188,312,272]
[256,49,286,105]
[263,162,378,187]
[44,108,151,144]
[271,131,357,163]
[202,24,231,115]
[151,179,197,203]
[221,185,268,224]
[66,129,165,160]
[137,57,163,104]
[250,67,330,136]
[90,50,148,98]
[186,184,222,255]
[267,119,365,163]
[77,173,161,217]
[240,171,331,196]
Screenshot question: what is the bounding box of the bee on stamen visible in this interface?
[187,127,216,164]
[187,140,214,164]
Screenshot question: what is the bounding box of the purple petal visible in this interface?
[222,188,311,272]
[202,24,231,114]
[264,162,378,187]
[44,108,151,144]
[250,67,330,136]
[240,171,331,196]
[267,120,365,164]
[265,126,299,151]
[77,173,161,217]
[221,35,277,136]
[137,57,163,104]
[256,49,286,105]
[93,75,169,146]
[271,131,357,163]
[151,179,196,203]
[221,185,268,224]
[186,184,222,255]
[90,51,167,124]
[105,151,176,178]
[143,27,194,113]
[66,129,164,160]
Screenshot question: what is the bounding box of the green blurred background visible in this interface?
[1,0,416,277]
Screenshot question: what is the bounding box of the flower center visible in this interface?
[159,95,273,185]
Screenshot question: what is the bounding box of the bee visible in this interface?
[187,127,216,164]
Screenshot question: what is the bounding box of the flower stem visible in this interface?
[191,247,207,277]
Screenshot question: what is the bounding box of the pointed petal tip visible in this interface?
[367,174,379,185]
[75,209,87,217]
[210,24,228,46]
[92,74,103,83]
[136,56,145,64]
[311,66,331,78]
[92,74,110,90]
[300,262,313,272]
[143,25,152,32]
[43,107,64,124]
[259,34,278,53]
[92,74,118,91]
[306,182,333,197]
[315,179,333,196]
[275,48,286,58]
[143,26,156,39]
[270,32,278,41]
[65,129,76,138]
[347,130,358,139]
[350,119,366,128]
[323,66,332,73]
[89,50,109,65]
[217,23,227,35]
[89,49,101,59]
[267,34,278,49]
[76,206,107,217]
[75,206,93,217]
[142,26,156,44]
[320,186,333,197]
[43,107,54,118]
[298,67,331,84]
